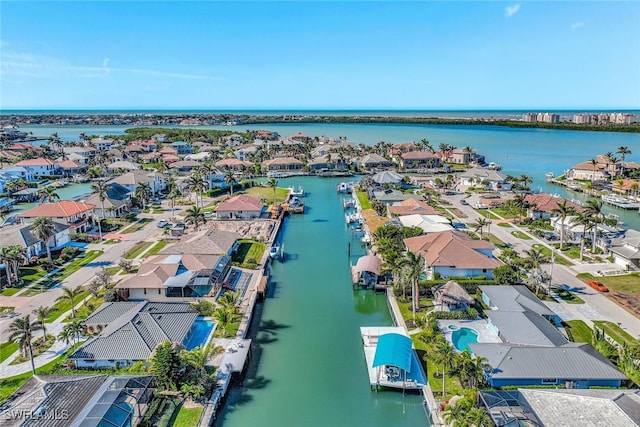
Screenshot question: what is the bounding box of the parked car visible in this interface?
[588,279,609,293]
[157,219,169,228]
[545,232,559,241]
[460,199,469,206]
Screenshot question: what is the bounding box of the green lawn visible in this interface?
[232,240,265,267]
[105,266,121,276]
[242,186,289,204]
[476,209,502,220]
[497,222,512,228]
[356,190,372,209]
[0,288,22,296]
[120,218,152,233]
[510,231,531,240]
[124,241,154,259]
[44,288,91,323]
[485,234,507,248]
[564,320,593,343]
[593,320,640,348]
[173,405,204,427]
[0,341,20,363]
[56,250,103,281]
[553,288,585,304]
[531,244,573,266]
[144,240,169,258]
[20,266,48,284]
[578,273,640,295]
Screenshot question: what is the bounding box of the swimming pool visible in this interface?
[451,327,478,353]
[183,318,216,350]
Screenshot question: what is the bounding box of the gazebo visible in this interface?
[371,170,404,185]
[352,255,382,288]
[433,280,474,311]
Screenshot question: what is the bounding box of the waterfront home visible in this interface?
[70,302,199,368]
[10,188,39,202]
[480,388,640,427]
[311,144,334,158]
[107,147,124,162]
[389,142,418,157]
[612,178,640,198]
[18,200,96,233]
[107,160,140,172]
[371,170,404,185]
[57,160,88,177]
[215,195,265,219]
[115,253,230,301]
[185,151,214,162]
[400,151,441,171]
[256,129,280,140]
[161,228,240,257]
[262,157,304,172]
[0,374,154,427]
[523,194,583,219]
[221,134,248,146]
[86,183,131,218]
[0,221,70,259]
[548,215,618,246]
[352,153,394,170]
[169,140,194,154]
[388,197,440,216]
[371,189,419,204]
[234,144,259,161]
[152,133,168,143]
[159,146,178,156]
[8,143,42,154]
[566,160,609,181]
[352,254,382,288]
[459,167,512,191]
[108,170,167,197]
[215,158,252,172]
[169,159,201,172]
[397,214,454,233]
[404,231,502,279]
[433,280,474,311]
[15,158,58,176]
[289,131,309,142]
[63,145,96,161]
[140,151,161,164]
[90,136,114,151]
[0,165,36,182]
[609,229,640,270]
[469,285,628,388]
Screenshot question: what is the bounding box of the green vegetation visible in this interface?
[356,190,372,209]
[232,240,265,268]
[122,127,248,143]
[120,218,152,233]
[564,320,593,343]
[145,240,169,258]
[242,186,289,204]
[475,209,501,220]
[125,241,154,259]
[0,341,20,363]
[10,334,56,365]
[44,288,90,322]
[105,266,121,276]
[0,288,21,296]
[558,245,585,260]
[20,266,48,284]
[578,273,640,295]
[510,230,531,239]
[531,244,573,266]
[173,405,203,427]
[497,222,512,228]
[139,395,182,427]
[553,288,585,304]
[593,320,640,348]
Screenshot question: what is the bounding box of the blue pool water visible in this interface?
[102,402,133,427]
[451,327,478,353]
[184,318,215,350]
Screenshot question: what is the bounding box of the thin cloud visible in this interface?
[505,3,521,18]
[570,21,588,31]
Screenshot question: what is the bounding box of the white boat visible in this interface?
[337,182,354,193]
[487,162,502,171]
[288,186,304,197]
[269,245,280,258]
[545,172,555,181]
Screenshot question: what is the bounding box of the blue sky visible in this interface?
[1,1,639,110]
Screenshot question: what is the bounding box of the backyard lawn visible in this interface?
[510,230,531,240]
[564,320,592,343]
[232,240,265,268]
[242,186,289,204]
[173,404,204,427]
[0,341,20,363]
[356,190,372,209]
[44,288,91,322]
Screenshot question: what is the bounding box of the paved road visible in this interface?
[0,204,177,333]
[442,191,640,338]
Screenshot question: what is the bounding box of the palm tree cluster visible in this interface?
[214,291,241,337]
[0,245,27,288]
[442,396,492,427]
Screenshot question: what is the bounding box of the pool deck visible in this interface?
[360,326,426,390]
[437,319,502,351]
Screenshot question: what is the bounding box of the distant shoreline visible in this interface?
[2,112,639,133]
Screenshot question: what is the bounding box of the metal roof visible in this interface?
[480,285,555,316]
[372,333,412,373]
[485,310,568,347]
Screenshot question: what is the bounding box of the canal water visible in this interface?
[215,176,430,426]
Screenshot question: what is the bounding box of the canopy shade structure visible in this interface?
[372,333,412,373]
[372,170,403,184]
[353,255,382,276]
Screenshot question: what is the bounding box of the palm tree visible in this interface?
[37,186,60,203]
[56,286,82,319]
[168,187,181,219]
[33,305,52,339]
[524,247,549,269]
[60,319,83,346]
[31,216,56,261]
[588,158,598,183]
[135,182,152,211]
[573,212,593,261]
[402,251,425,316]
[9,315,43,374]
[0,246,15,287]
[550,200,576,250]
[218,290,240,311]
[380,252,404,294]
[224,169,237,196]
[616,146,631,177]
[7,246,26,284]
[433,338,456,397]
[583,199,605,252]
[213,307,240,337]
[91,180,108,241]
[186,174,207,208]
[470,218,489,238]
[184,206,206,230]
[181,343,224,380]
[267,178,278,205]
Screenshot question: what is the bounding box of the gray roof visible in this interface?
[161,228,239,256]
[82,302,141,326]
[470,342,628,381]
[20,221,70,247]
[480,285,555,316]
[484,310,568,347]
[371,170,404,184]
[611,229,640,261]
[71,302,197,361]
[459,166,508,181]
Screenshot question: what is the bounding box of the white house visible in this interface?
[459,167,512,191]
[609,230,640,270]
[14,159,58,176]
[0,221,71,260]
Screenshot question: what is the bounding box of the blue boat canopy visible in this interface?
[372,333,412,373]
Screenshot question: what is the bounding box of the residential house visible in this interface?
[397,214,454,233]
[262,157,304,172]
[289,131,309,142]
[169,141,194,154]
[404,231,502,279]
[215,158,252,172]
[0,165,36,182]
[69,302,199,368]
[86,183,131,218]
[18,200,96,233]
[184,151,213,162]
[57,160,88,177]
[459,167,512,191]
[169,160,201,172]
[566,160,609,181]
[151,133,168,143]
[106,160,139,172]
[389,142,418,158]
[90,136,114,151]
[107,170,167,197]
[372,189,419,204]
[352,153,394,170]
[234,144,259,161]
[523,194,583,219]
[215,194,265,219]
[159,146,178,156]
[400,151,441,171]
[63,146,96,161]
[256,130,280,140]
[433,280,474,311]
[221,134,247,146]
[140,151,161,164]
[0,374,154,427]
[388,198,440,216]
[14,158,58,176]
[0,221,71,259]
[609,229,640,270]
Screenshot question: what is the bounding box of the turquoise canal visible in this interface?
[215,176,429,426]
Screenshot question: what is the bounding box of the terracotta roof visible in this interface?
[404,231,502,269]
[571,161,607,171]
[15,158,55,166]
[18,200,96,218]
[524,194,583,213]
[215,194,264,212]
[159,147,178,155]
[262,157,303,166]
[401,151,439,160]
[57,160,86,169]
[161,228,240,255]
[388,197,439,216]
[215,158,252,167]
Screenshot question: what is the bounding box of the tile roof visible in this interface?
[215,158,252,167]
[404,231,502,269]
[215,194,264,212]
[71,302,197,361]
[479,285,555,316]
[388,198,440,216]
[19,221,70,247]
[401,151,440,160]
[262,157,304,166]
[18,201,96,218]
[524,193,582,213]
[485,310,568,347]
[160,228,240,255]
[57,160,86,169]
[15,158,55,167]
